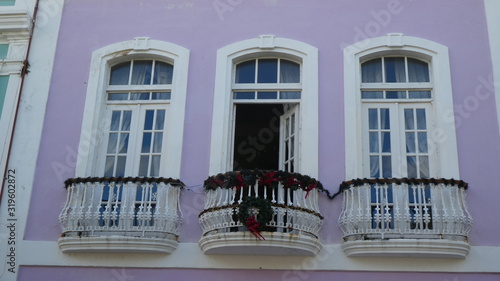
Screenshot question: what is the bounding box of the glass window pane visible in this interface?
[257,59,278,83]
[130,93,150,100]
[406,132,416,153]
[290,137,295,157]
[409,91,431,99]
[119,133,129,153]
[404,109,414,130]
[144,110,154,130]
[370,156,380,178]
[386,91,406,99]
[155,110,165,130]
[416,109,427,130]
[110,111,121,131]
[291,114,295,134]
[257,91,277,99]
[116,156,126,177]
[407,156,417,178]
[369,109,378,129]
[151,156,161,177]
[279,91,301,99]
[369,132,379,153]
[0,0,16,6]
[381,132,391,153]
[382,156,392,178]
[107,133,118,153]
[109,62,130,85]
[233,92,255,99]
[0,76,9,116]
[104,157,115,177]
[131,61,152,85]
[152,92,171,100]
[107,93,128,100]
[235,60,256,83]
[280,59,300,83]
[0,44,8,59]
[380,109,390,129]
[153,132,163,153]
[408,58,430,82]
[361,58,382,83]
[138,156,149,177]
[153,61,173,84]
[362,91,383,99]
[141,133,152,153]
[122,111,132,131]
[385,57,406,83]
[418,132,428,153]
[419,156,429,178]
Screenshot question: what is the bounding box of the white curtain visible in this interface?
[131,61,152,85]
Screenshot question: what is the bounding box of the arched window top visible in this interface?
[235,58,300,84]
[109,60,173,86]
[361,56,430,84]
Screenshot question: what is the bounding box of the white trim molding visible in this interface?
[76,38,190,179]
[209,35,319,177]
[485,0,500,135]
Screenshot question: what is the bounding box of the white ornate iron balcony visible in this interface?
[198,170,324,256]
[339,178,473,258]
[58,177,183,254]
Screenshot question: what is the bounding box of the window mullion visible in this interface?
[127,104,142,176]
[128,60,134,85]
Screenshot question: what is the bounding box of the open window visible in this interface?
[209,35,318,177]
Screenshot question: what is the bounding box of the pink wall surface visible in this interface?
[24,0,500,249]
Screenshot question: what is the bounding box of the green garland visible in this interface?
[238,196,274,230]
[204,170,324,192]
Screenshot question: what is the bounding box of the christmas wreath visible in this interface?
[238,196,274,240]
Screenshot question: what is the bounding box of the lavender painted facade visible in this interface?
[1,0,500,280]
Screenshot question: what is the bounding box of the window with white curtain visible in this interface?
[360,56,434,179]
[101,59,173,177]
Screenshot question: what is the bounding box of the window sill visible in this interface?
[341,238,470,258]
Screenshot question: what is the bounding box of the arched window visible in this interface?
[360,55,434,178]
[102,59,173,177]
[76,38,189,178]
[344,33,459,179]
[209,35,318,176]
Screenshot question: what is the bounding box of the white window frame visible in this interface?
[75,38,189,179]
[344,33,460,179]
[0,16,29,183]
[209,35,318,177]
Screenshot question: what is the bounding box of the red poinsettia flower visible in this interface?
[259,171,278,187]
[234,174,246,190]
[284,176,300,189]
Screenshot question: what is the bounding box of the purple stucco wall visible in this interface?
[24,0,500,251]
[17,266,500,281]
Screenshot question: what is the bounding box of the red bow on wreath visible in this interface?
[304,183,316,199]
[245,216,265,240]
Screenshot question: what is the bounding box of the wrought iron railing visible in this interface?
[199,170,323,238]
[338,178,472,240]
[59,177,183,239]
